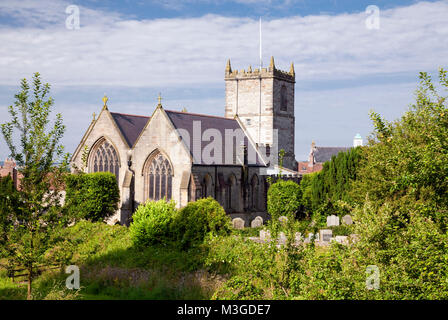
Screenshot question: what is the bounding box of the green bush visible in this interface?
[173,197,231,249]
[129,200,177,247]
[267,180,302,221]
[64,172,119,222]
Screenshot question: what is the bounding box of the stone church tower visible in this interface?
[224,57,297,170]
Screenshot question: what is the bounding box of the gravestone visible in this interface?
[278,232,287,245]
[319,229,333,242]
[251,216,263,228]
[334,235,348,245]
[342,215,353,225]
[260,229,271,241]
[326,215,340,227]
[295,232,303,243]
[279,216,288,225]
[307,233,318,242]
[232,218,245,230]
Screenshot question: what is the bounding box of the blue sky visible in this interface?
[0,0,447,161]
[38,0,440,19]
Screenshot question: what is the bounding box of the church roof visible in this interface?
[165,110,264,166]
[110,112,149,147]
[107,109,264,166]
[314,147,350,163]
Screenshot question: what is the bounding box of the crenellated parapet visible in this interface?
[225,57,295,83]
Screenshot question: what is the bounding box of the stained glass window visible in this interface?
[90,139,120,182]
[144,152,173,201]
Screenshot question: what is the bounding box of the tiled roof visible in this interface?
[110,112,149,147]
[314,147,350,163]
[165,110,263,166]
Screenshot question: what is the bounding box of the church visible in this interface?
[70,57,299,226]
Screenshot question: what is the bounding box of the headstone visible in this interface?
[307,233,316,242]
[251,216,263,228]
[295,232,303,243]
[260,229,271,241]
[334,235,348,245]
[319,229,333,242]
[278,232,287,245]
[326,215,340,227]
[342,215,353,225]
[279,216,288,224]
[232,218,245,230]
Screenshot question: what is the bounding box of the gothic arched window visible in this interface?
[202,174,213,198]
[250,174,259,210]
[226,174,237,212]
[280,85,287,111]
[90,139,120,182]
[144,152,173,202]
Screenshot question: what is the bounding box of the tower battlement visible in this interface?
[225,57,295,83]
[224,56,297,171]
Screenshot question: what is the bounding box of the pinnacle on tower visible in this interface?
[226,59,232,74]
[269,56,275,71]
[289,62,295,76]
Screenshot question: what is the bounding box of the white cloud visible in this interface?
[0,0,124,27]
[0,1,446,87]
[0,1,447,160]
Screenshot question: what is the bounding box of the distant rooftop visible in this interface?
[313,146,351,163]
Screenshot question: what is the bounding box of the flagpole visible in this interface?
[259,17,263,69]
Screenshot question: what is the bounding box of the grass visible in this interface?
[0,220,225,300]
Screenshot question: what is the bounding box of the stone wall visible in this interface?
[190,165,268,215]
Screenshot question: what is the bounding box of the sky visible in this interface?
[0,0,447,161]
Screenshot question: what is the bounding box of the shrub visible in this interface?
[267,180,301,221]
[173,197,231,249]
[129,200,177,247]
[64,172,119,222]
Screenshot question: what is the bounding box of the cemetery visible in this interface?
[243,215,357,247]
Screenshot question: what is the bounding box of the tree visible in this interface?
[1,72,70,300]
[64,172,120,222]
[353,68,448,230]
[267,180,302,221]
[300,146,363,214]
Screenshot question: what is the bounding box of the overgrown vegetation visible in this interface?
[267,180,302,221]
[208,68,448,299]
[130,198,232,250]
[173,197,232,249]
[0,221,220,300]
[129,200,178,247]
[299,146,363,220]
[2,69,448,300]
[64,172,120,222]
[0,73,70,299]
